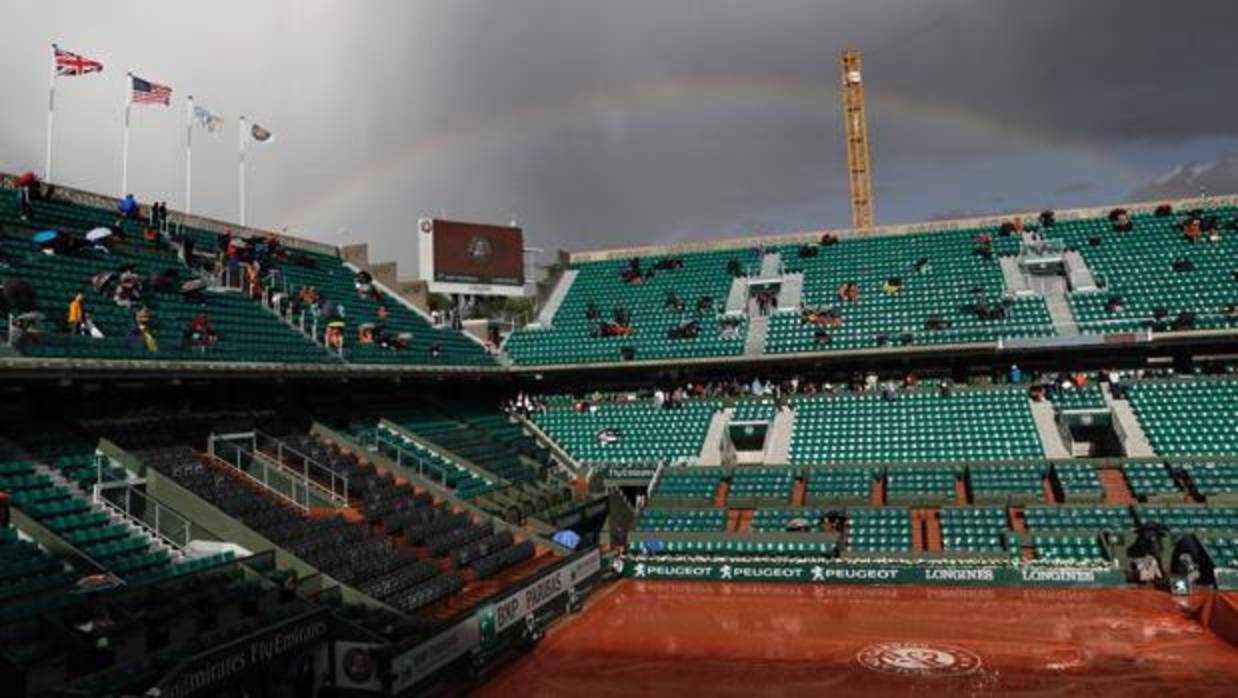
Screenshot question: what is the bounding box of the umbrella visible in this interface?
[552,530,581,550]
[32,230,59,245]
[86,227,113,243]
[230,238,249,249]
[180,279,208,293]
[3,279,36,311]
[327,320,346,329]
[91,271,115,292]
[16,311,44,323]
[15,171,35,187]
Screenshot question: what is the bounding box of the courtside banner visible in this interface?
[618,558,1127,588]
[389,618,480,695]
[482,549,602,642]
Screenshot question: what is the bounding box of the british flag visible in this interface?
[130,74,172,106]
[54,45,103,77]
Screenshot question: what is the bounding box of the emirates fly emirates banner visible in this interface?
[425,218,524,287]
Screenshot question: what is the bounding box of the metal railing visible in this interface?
[366,427,453,488]
[208,432,321,511]
[94,481,193,550]
[251,429,350,506]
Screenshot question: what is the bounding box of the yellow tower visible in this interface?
[840,48,874,229]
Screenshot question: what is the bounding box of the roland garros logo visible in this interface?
[856,642,981,677]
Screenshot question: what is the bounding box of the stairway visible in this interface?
[725,277,748,313]
[791,478,806,507]
[696,408,733,466]
[777,272,803,310]
[1097,468,1136,504]
[954,477,970,505]
[713,480,730,508]
[1030,274,1078,335]
[759,251,781,278]
[763,408,795,464]
[911,510,926,552]
[1029,400,1072,459]
[735,510,754,533]
[1062,251,1098,291]
[921,509,943,552]
[999,256,1032,295]
[535,269,578,325]
[1102,384,1156,457]
[743,299,769,356]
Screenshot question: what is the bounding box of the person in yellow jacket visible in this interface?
[68,292,85,334]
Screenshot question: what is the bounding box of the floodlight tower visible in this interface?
[840,48,874,230]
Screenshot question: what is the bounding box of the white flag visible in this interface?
[193,105,224,133]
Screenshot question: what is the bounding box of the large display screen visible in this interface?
[427,219,524,287]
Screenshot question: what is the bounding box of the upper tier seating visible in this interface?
[531,399,722,464]
[788,388,1043,463]
[505,250,747,365]
[1126,379,1238,456]
[0,187,490,367]
[267,247,494,366]
[767,228,1052,353]
[1054,207,1238,333]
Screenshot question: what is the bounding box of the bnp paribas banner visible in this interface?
[617,558,1127,588]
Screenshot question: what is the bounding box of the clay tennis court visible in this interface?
[475,580,1238,697]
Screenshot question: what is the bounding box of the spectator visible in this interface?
[1110,208,1133,233]
[882,277,901,295]
[128,308,157,353]
[118,194,139,219]
[67,292,85,334]
[1008,364,1023,384]
[16,186,34,221]
[880,380,899,402]
[837,282,859,303]
[938,380,953,398]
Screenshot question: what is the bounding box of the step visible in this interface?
[759,252,781,278]
[697,408,733,466]
[1029,400,1072,459]
[535,269,578,325]
[762,408,795,465]
[1097,468,1135,505]
[1101,385,1156,457]
[790,478,806,507]
[954,478,970,505]
[1062,251,1098,291]
[999,256,1032,295]
[922,509,943,553]
[725,277,749,313]
[712,480,730,508]
[743,313,768,356]
[777,272,804,310]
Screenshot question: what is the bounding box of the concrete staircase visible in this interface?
[725,276,749,313]
[743,298,769,355]
[762,407,795,464]
[1102,384,1157,457]
[777,272,804,309]
[1063,251,1098,291]
[1029,274,1078,335]
[534,269,578,325]
[1029,399,1072,459]
[759,251,782,278]
[999,256,1032,295]
[697,408,733,466]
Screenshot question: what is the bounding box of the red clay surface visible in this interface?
[475,580,1238,697]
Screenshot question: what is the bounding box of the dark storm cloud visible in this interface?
[2,1,1233,277]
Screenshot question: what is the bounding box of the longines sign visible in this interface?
[618,558,1126,588]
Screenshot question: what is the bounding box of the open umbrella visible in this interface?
[230,238,249,249]
[180,278,208,293]
[327,320,346,329]
[16,311,44,323]
[32,230,59,245]
[86,227,113,243]
[552,530,581,550]
[15,171,36,187]
[91,271,115,293]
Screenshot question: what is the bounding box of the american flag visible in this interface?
[54,45,103,76]
[130,75,172,106]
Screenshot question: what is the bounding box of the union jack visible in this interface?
[54,45,103,77]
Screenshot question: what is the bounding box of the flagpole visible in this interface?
[121,73,131,196]
[186,96,194,215]
[237,113,245,225]
[46,44,57,181]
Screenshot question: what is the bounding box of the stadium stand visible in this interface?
[845,507,913,553]
[1126,379,1238,456]
[1049,463,1105,502]
[1121,461,1182,501]
[939,506,1008,553]
[1182,462,1238,503]
[530,399,722,464]
[967,463,1046,505]
[504,250,747,364]
[788,388,1043,463]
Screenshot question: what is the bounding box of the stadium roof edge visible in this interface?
[565,192,1238,264]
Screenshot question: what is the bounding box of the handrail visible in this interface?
[252,430,350,506]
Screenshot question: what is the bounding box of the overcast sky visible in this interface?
[2,1,1236,277]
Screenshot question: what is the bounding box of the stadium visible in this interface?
[2,4,1238,697]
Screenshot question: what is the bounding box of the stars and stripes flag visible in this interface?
[53,45,103,76]
[130,74,172,105]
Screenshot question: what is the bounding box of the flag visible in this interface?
[130,75,172,105]
[54,45,103,76]
[193,105,224,133]
[250,123,274,143]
